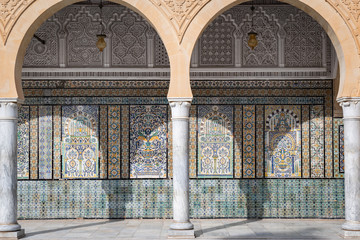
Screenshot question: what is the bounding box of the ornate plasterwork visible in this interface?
[0,0,36,43]
[149,0,210,42]
[326,0,360,54]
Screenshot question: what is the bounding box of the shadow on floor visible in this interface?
[23,219,123,238]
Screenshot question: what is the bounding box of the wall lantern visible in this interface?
[96,0,106,52]
[247,5,258,50]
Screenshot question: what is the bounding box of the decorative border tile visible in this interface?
[310,105,325,178]
[339,125,344,173]
[121,106,130,179]
[234,105,242,178]
[53,106,62,179]
[333,118,344,178]
[243,105,256,178]
[189,105,197,178]
[325,95,333,178]
[256,105,264,178]
[17,106,30,179]
[38,106,53,179]
[100,105,108,179]
[302,106,310,178]
[30,106,38,179]
[108,106,121,179]
[168,107,173,178]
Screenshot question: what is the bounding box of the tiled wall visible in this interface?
[17,79,345,218]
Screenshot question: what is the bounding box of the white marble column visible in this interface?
[0,101,24,239]
[339,98,360,237]
[168,99,194,238]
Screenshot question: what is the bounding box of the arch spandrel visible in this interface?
[0,0,179,100]
[180,0,360,99]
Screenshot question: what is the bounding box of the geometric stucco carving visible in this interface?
[149,0,210,42]
[0,0,36,43]
[326,0,360,54]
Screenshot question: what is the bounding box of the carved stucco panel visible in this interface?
[326,0,360,54]
[149,0,210,42]
[0,0,36,43]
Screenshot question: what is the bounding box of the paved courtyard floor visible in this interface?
[18,219,354,240]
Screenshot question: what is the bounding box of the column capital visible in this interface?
[337,97,360,119]
[168,98,192,120]
[0,101,18,121]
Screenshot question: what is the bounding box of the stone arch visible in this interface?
[181,0,360,99]
[0,0,178,100]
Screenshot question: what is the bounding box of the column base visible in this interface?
[170,222,194,230]
[342,221,360,237]
[168,229,195,239]
[0,229,25,239]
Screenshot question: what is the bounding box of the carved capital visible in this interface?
[0,0,36,43]
[0,101,18,121]
[338,97,360,119]
[149,0,210,42]
[169,98,192,120]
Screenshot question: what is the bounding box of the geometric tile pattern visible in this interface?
[108,106,121,179]
[38,106,53,179]
[302,106,310,178]
[17,106,30,179]
[265,106,301,178]
[167,107,173,178]
[339,125,345,173]
[121,106,130,179]
[17,179,344,219]
[30,106,38,179]
[99,106,108,179]
[256,106,264,178]
[189,105,197,178]
[197,105,233,178]
[310,105,325,178]
[129,105,167,178]
[325,94,333,178]
[53,106,62,179]
[333,118,344,178]
[62,105,99,179]
[243,105,256,178]
[234,105,242,178]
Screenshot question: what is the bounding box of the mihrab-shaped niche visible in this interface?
[62,105,99,179]
[198,105,234,178]
[265,106,301,178]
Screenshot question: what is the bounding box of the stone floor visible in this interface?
[17,219,354,240]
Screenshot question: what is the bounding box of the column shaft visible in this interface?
[169,100,193,231]
[0,102,21,232]
[341,99,360,236]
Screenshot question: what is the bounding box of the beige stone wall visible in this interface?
[1,0,360,100]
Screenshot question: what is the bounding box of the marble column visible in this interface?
[0,101,25,239]
[168,99,194,238]
[339,98,360,237]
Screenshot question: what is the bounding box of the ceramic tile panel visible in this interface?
[197,105,233,178]
[243,105,256,178]
[108,106,121,179]
[38,106,53,179]
[129,105,167,178]
[310,105,325,178]
[17,106,30,179]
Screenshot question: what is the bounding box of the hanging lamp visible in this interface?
[247,5,258,50]
[96,0,107,52]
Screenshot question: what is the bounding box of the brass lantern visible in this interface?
[96,34,106,52]
[96,0,106,52]
[248,31,258,50]
[247,5,258,50]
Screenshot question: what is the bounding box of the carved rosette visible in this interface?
[149,0,210,42]
[0,0,36,43]
[326,0,360,54]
